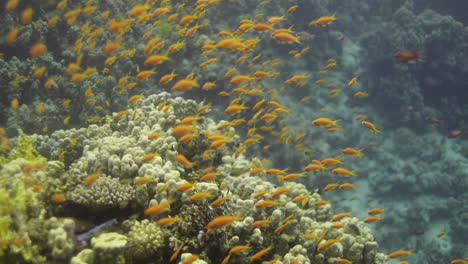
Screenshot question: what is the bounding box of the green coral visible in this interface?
[0,182,46,263]
[0,189,11,256]
[0,129,46,166]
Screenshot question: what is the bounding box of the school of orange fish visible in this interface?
[1,0,466,263]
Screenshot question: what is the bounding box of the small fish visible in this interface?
[189,192,213,201]
[175,154,194,168]
[368,208,385,215]
[252,219,271,228]
[447,129,468,139]
[317,239,339,251]
[348,77,358,87]
[51,193,66,203]
[387,250,414,259]
[169,242,185,262]
[271,187,291,198]
[157,217,179,226]
[362,121,381,133]
[394,50,421,63]
[210,196,229,207]
[63,116,71,125]
[312,118,340,127]
[135,176,153,185]
[249,246,272,261]
[30,42,47,57]
[206,216,242,234]
[255,200,279,208]
[308,13,338,27]
[144,200,172,215]
[332,167,357,177]
[83,172,101,186]
[363,216,381,223]
[10,98,19,109]
[331,212,352,221]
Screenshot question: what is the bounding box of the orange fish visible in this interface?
[210,196,229,207]
[317,239,339,251]
[331,212,352,221]
[206,216,242,233]
[175,154,194,168]
[342,147,363,158]
[252,219,271,228]
[224,104,247,115]
[171,79,199,92]
[332,167,357,177]
[144,200,172,215]
[347,77,357,87]
[51,193,66,203]
[387,250,414,259]
[312,118,340,127]
[171,125,195,137]
[255,200,279,208]
[6,29,18,45]
[6,0,19,11]
[393,50,421,63]
[363,216,381,223]
[176,183,196,192]
[368,208,385,215]
[250,246,272,261]
[362,121,381,133]
[189,192,213,201]
[271,187,291,198]
[30,42,47,57]
[20,7,34,24]
[308,13,338,27]
[83,172,101,186]
[157,217,180,226]
[10,98,19,109]
[142,153,159,163]
[339,183,354,189]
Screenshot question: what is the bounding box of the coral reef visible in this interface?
[4,0,465,263]
[1,93,387,263]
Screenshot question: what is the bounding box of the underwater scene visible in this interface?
[0,0,467,263]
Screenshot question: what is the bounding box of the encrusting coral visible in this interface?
[0,93,387,263]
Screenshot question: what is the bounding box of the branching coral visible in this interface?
[70,176,135,209]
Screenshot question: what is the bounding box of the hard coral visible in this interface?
[125,220,166,261]
[70,176,135,209]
